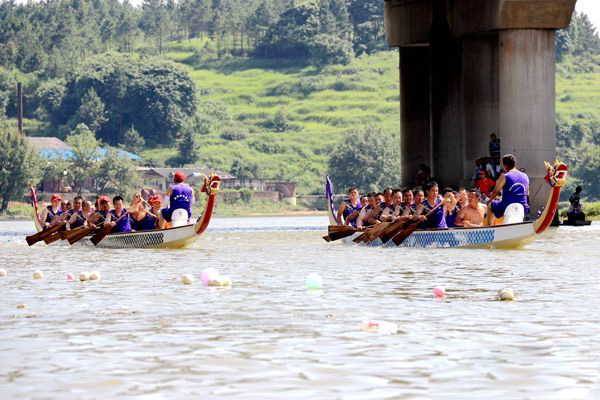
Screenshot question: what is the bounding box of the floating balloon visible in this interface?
[497,287,515,301]
[305,273,323,290]
[79,272,90,281]
[66,272,74,281]
[33,270,43,279]
[433,287,446,298]
[200,268,219,286]
[16,304,27,309]
[361,320,398,334]
[89,271,101,281]
[182,274,194,285]
[0,268,7,277]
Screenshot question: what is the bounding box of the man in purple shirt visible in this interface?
[159,171,195,228]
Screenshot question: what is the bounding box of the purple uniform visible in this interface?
[422,198,448,229]
[491,170,529,218]
[342,199,361,227]
[162,183,193,222]
[445,206,459,228]
[110,209,132,233]
[132,213,157,231]
[70,210,86,229]
[45,205,63,224]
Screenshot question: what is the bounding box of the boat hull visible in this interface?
[343,222,536,249]
[79,224,198,249]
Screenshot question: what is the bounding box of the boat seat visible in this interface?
[171,208,189,227]
[503,203,525,224]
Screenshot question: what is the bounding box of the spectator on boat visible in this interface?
[67,200,93,230]
[489,133,501,158]
[476,170,496,198]
[337,187,362,227]
[567,199,586,223]
[442,188,459,227]
[487,154,530,225]
[456,189,487,227]
[87,196,112,229]
[108,196,132,233]
[421,182,448,229]
[472,158,484,183]
[41,194,65,229]
[569,186,583,205]
[491,157,502,180]
[159,171,195,229]
[456,188,468,209]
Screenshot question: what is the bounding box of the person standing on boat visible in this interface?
[108,196,132,233]
[159,171,195,229]
[87,196,112,229]
[487,154,530,225]
[41,194,65,229]
[337,187,361,227]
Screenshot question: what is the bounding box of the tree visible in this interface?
[95,149,141,197]
[572,145,600,200]
[120,126,145,154]
[177,123,200,165]
[230,159,261,178]
[75,88,108,134]
[0,129,40,212]
[0,67,14,119]
[328,125,401,193]
[65,124,100,194]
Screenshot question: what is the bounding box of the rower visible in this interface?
[337,187,361,227]
[442,188,459,228]
[487,154,530,226]
[108,196,132,233]
[381,189,402,222]
[132,195,160,231]
[456,189,486,227]
[421,182,448,229]
[356,193,380,228]
[87,196,112,229]
[159,171,195,229]
[40,194,65,229]
[66,197,88,229]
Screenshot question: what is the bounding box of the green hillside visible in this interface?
[144,41,400,194]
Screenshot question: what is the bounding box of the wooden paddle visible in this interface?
[68,226,96,245]
[90,210,131,246]
[60,225,87,240]
[25,222,65,246]
[323,225,361,242]
[44,230,64,244]
[353,221,390,243]
[391,200,448,246]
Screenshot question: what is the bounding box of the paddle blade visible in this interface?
[352,232,368,243]
[392,223,419,246]
[364,222,390,242]
[327,228,358,242]
[380,221,408,244]
[44,232,62,244]
[25,223,62,246]
[68,227,94,245]
[61,226,86,241]
[322,235,332,242]
[90,224,113,246]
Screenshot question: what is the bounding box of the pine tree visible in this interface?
[77,88,108,134]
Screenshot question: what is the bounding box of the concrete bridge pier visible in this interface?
[384,0,576,212]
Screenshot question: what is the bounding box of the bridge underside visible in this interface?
[384,0,576,211]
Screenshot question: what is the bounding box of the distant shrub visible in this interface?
[249,139,286,154]
[220,129,248,141]
[265,77,324,98]
[309,34,354,66]
[220,189,240,204]
[263,110,292,132]
[239,188,253,204]
[560,94,573,102]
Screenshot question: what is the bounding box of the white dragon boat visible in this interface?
[29,175,221,249]
[325,161,568,249]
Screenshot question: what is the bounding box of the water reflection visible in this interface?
[0,219,599,399]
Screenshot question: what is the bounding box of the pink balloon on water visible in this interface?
[200,268,219,286]
[433,287,446,298]
[66,272,75,281]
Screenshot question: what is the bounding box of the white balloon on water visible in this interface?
[33,270,43,279]
[182,274,194,285]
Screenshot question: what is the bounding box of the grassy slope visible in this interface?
[555,61,600,126]
[143,39,400,195]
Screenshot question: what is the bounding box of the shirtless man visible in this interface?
[456,189,486,227]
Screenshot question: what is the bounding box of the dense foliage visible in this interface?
[36,53,196,146]
[0,129,40,212]
[328,126,400,193]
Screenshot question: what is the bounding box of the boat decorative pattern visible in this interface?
[84,231,165,248]
[369,229,495,248]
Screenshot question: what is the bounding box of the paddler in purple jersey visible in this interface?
[108,196,132,233]
[421,182,448,229]
[159,171,195,229]
[87,196,112,229]
[336,187,361,226]
[40,193,65,229]
[487,154,530,225]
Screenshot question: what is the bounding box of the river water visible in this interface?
[1,217,599,399]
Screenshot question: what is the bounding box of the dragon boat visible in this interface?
[29,175,221,249]
[325,161,568,249]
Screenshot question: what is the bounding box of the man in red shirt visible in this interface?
[476,170,496,198]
